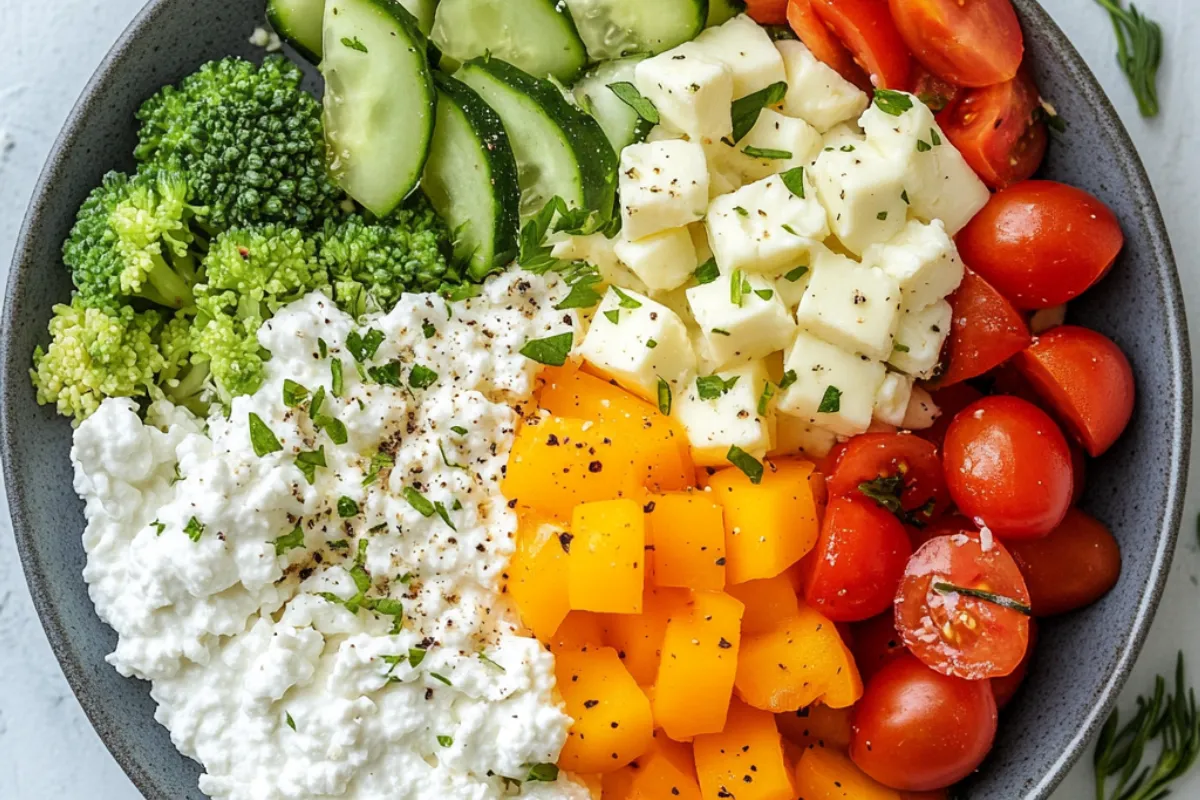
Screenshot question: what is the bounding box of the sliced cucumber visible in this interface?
[431,0,588,82]
[423,73,521,280]
[562,0,707,60]
[457,58,617,223]
[573,56,652,152]
[323,0,435,217]
[706,0,745,27]
[400,0,439,34]
[267,0,326,62]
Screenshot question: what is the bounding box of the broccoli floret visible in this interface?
[31,297,166,423]
[63,169,208,310]
[135,56,343,230]
[319,195,459,316]
[157,313,211,416]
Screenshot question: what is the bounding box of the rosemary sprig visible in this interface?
[931,581,1032,616]
[1094,0,1164,118]
[1094,652,1200,800]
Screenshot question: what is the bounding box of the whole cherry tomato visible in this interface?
[1005,508,1122,616]
[827,433,948,519]
[957,181,1125,309]
[811,0,914,89]
[942,396,1073,538]
[804,496,913,621]
[991,618,1038,709]
[850,653,998,791]
[934,271,1032,388]
[851,612,908,684]
[895,533,1032,680]
[787,0,872,89]
[889,0,1024,87]
[1013,326,1136,457]
[938,70,1046,189]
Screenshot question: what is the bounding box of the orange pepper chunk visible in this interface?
[556,647,655,774]
[725,574,802,636]
[775,704,854,753]
[506,514,571,640]
[569,499,646,614]
[693,699,796,800]
[604,731,704,799]
[647,493,727,590]
[602,586,693,685]
[793,746,902,799]
[546,611,608,654]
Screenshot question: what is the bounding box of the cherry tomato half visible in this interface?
[1013,326,1136,456]
[991,618,1037,709]
[889,0,1024,87]
[850,653,998,791]
[943,396,1073,538]
[957,181,1125,309]
[811,0,914,89]
[746,0,791,24]
[938,69,1046,189]
[787,0,872,89]
[911,65,961,113]
[828,433,948,517]
[804,496,913,622]
[934,270,1032,388]
[896,533,1031,679]
[851,612,908,684]
[1006,508,1122,616]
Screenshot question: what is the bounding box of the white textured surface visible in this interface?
[0,0,1197,797]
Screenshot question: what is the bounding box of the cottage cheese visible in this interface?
[73,272,590,800]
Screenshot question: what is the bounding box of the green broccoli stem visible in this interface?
[162,362,211,416]
[144,253,196,309]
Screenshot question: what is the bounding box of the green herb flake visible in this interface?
[696,374,740,401]
[317,338,328,359]
[818,385,842,413]
[283,379,309,408]
[337,496,360,518]
[248,413,283,457]
[646,339,658,349]
[711,328,732,336]
[730,269,746,306]
[606,81,660,124]
[341,36,368,53]
[930,127,942,146]
[526,763,560,783]
[422,320,436,340]
[877,211,889,220]
[362,451,394,487]
[839,144,856,152]
[439,441,468,470]
[519,332,573,367]
[330,360,344,397]
[408,364,439,390]
[347,328,385,362]
[434,501,457,531]
[916,139,932,153]
[368,362,403,387]
[430,672,452,686]
[657,377,672,416]
[451,425,468,436]
[731,81,789,142]
[901,189,910,205]
[932,581,1032,616]
[408,646,428,667]
[295,447,327,485]
[152,520,166,536]
[743,145,793,160]
[403,487,436,518]
[479,652,507,672]
[611,286,642,309]
[315,415,349,445]
[437,735,454,748]
[778,369,798,390]
[780,166,806,199]
[310,385,326,419]
[758,381,776,416]
[184,516,205,543]
[733,206,750,217]
[554,277,603,310]
[274,524,306,556]
[328,539,350,550]
[754,288,774,301]
[893,343,911,353]
[874,88,915,116]
[694,258,720,285]
[784,265,809,282]
[726,445,765,485]
[286,712,296,731]
[603,309,621,325]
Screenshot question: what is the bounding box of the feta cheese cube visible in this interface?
[579,287,696,401]
[689,221,714,264]
[776,40,869,132]
[720,109,823,184]
[687,271,797,368]
[635,48,734,142]
[706,173,829,274]
[874,371,914,426]
[619,140,710,241]
[887,299,953,379]
[795,252,903,360]
[810,142,908,255]
[552,233,648,294]
[861,219,964,312]
[690,14,787,99]
[860,92,989,234]
[676,359,775,466]
[773,257,813,310]
[778,331,887,437]
[772,413,837,459]
[614,228,698,294]
[820,122,865,153]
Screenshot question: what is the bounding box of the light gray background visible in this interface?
[0,0,1196,797]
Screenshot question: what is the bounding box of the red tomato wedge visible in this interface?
[938,70,1047,189]
[851,653,998,791]
[811,0,914,89]
[1005,508,1122,616]
[934,270,1032,388]
[888,0,1024,87]
[957,181,1126,309]
[895,533,1032,680]
[747,0,791,24]
[1014,326,1136,456]
[911,65,961,113]
[828,433,948,520]
[787,0,872,89]
[804,496,913,622]
[991,618,1037,709]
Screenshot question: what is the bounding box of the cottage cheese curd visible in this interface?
[73,271,590,799]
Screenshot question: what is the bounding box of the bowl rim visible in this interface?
[0,0,1191,798]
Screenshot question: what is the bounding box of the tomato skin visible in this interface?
[1070,442,1087,505]
[1013,326,1136,456]
[908,512,976,551]
[746,0,791,24]
[850,653,998,792]
[935,270,1032,388]
[943,396,1073,538]
[787,0,872,89]
[918,384,984,447]
[911,65,960,112]
[957,181,1126,309]
[811,0,914,89]
[1005,508,1121,616]
[851,612,908,684]
[888,0,1023,87]
[938,70,1046,189]
[827,433,948,516]
[991,618,1037,709]
[895,533,1031,680]
[804,496,914,622]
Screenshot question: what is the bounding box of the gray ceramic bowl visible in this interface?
[0,0,1190,797]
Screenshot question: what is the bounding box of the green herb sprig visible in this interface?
[1095,0,1163,118]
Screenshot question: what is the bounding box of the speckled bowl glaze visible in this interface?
[0,0,1190,797]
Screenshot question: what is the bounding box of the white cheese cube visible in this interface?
[778,331,887,437]
[811,143,908,255]
[721,109,822,184]
[861,219,964,312]
[635,48,734,142]
[676,359,775,466]
[706,173,829,274]
[773,257,813,310]
[689,222,714,264]
[796,253,902,360]
[687,271,797,368]
[619,140,711,241]
[772,413,837,459]
[902,386,941,430]
[614,228,697,294]
[579,287,696,401]
[646,125,683,143]
[874,371,914,427]
[888,299,953,379]
[820,123,866,154]
[859,92,989,234]
[552,233,648,294]
[776,40,869,133]
[690,14,787,99]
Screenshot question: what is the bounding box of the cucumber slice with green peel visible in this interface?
[431,0,588,82]
[457,58,617,224]
[400,0,438,34]
[423,73,521,280]
[706,0,745,27]
[562,0,707,61]
[268,0,437,62]
[573,56,653,152]
[322,0,435,217]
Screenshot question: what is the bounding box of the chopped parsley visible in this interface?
[346,328,385,362]
[295,447,326,485]
[422,320,436,339]
[526,763,560,783]
[437,735,454,748]
[784,265,809,282]
[779,369,798,390]
[657,377,672,416]
[603,309,621,325]
[694,258,720,285]
[780,166,806,198]
[403,487,436,518]
[283,379,309,408]
[286,712,296,731]
[519,332,573,367]
[362,450,394,486]
[606,81,660,124]
[874,88,914,116]
[434,501,457,531]
[337,496,360,518]
[408,364,439,390]
[408,646,427,667]
[367,362,403,386]
[726,445,764,484]
[696,374,740,400]
[758,381,775,416]
[430,672,452,686]
[248,413,283,457]
[451,425,468,436]
[611,286,642,309]
[743,145,793,160]
[184,516,205,542]
[330,359,344,397]
[818,385,842,413]
[731,80,788,142]
[274,524,305,556]
[341,36,368,53]
[439,441,467,470]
